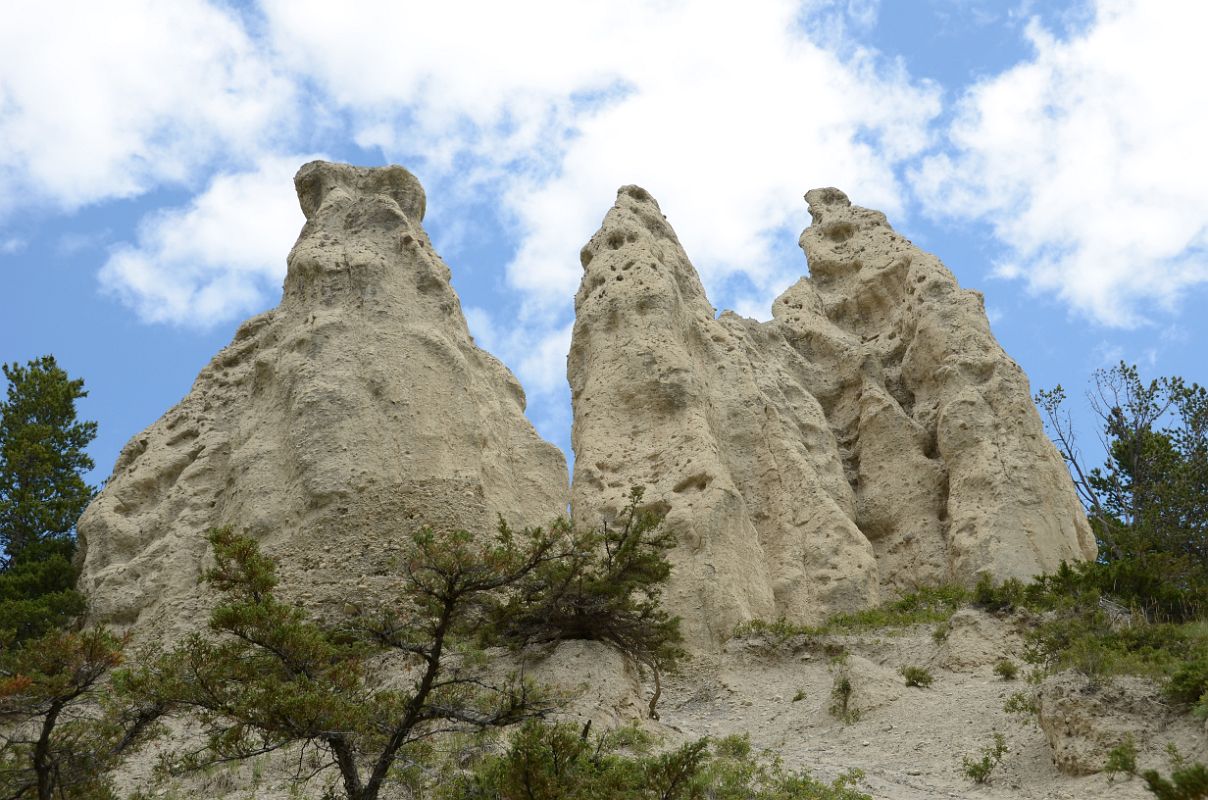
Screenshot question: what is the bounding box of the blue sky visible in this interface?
[2,0,1206,487]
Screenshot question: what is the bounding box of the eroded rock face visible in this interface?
[569,186,1094,647]
[78,161,569,640]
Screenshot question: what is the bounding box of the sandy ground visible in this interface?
[647,612,1205,800]
[110,610,1206,799]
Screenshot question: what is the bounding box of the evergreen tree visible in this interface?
[0,356,96,643]
[119,498,682,800]
[0,355,97,562]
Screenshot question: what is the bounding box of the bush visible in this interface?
[828,660,860,725]
[731,618,815,648]
[1105,735,1138,781]
[961,732,1008,785]
[1003,691,1037,716]
[0,628,158,800]
[899,665,933,688]
[443,722,874,800]
[1142,763,1208,799]
[1166,654,1208,708]
[973,574,1027,612]
[994,659,1019,681]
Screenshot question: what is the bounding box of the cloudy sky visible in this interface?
[2,0,1206,484]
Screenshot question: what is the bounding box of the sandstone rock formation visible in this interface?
[569,186,1095,646]
[78,161,569,640]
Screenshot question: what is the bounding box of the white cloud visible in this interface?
[99,155,314,325]
[261,0,939,397]
[912,0,1208,326]
[0,0,294,213]
[0,237,26,255]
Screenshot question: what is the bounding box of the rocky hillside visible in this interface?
[71,162,1142,800]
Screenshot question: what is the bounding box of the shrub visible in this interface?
[1037,367,1208,623]
[973,574,1026,612]
[1142,763,1208,799]
[899,665,934,688]
[828,662,860,725]
[1105,735,1138,781]
[443,723,874,800]
[732,618,814,648]
[1166,654,1208,708]
[961,732,1008,785]
[1003,691,1038,716]
[994,659,1019,680]
[821,584,968,633]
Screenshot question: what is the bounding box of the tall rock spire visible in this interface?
[569,185,1094,647]
[77,162,569,638]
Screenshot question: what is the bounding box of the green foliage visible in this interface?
[731,618,816,648]
[0,356,95,645]
[120,499,681,800]
[899,665,933,688]
[442,722,873,800]
[1037,365,1208,622]
[0,628,157,800]
[0,538,86,644]
[1002,691,1037,716]
[828,659,860,725]
[1165,653,1208,710]
[961,732,1008,785]
[994,659,1019,681]
[0,356,96,562]
[1020,600,1208,691]
[1142,763,1208,799]
[1105,735,1138,781]
[973,574,1028,612]
[490,487,683,717]
[816,584,968,633]
[733,584,969,647]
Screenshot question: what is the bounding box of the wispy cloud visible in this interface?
[260,0,940,395]
[912,0,1208,326]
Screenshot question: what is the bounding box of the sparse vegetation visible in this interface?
[828,657,860,725]
[961,732,1008,785]
[1143,762,1208,799]
[733,584,969,647]
[442,723,873,800]
[1105,735,1138,781]
[1002,690,1038,716]
[994,658,1019,680]
[899,665,933,688]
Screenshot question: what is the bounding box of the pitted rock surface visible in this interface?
[77,161,570,640]
[569,186,1095,647]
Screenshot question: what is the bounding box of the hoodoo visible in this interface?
[568,186,1095,646]
[77,162,570,640]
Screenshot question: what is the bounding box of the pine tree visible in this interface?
[0,356,96,643]
[0,355,97,562]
